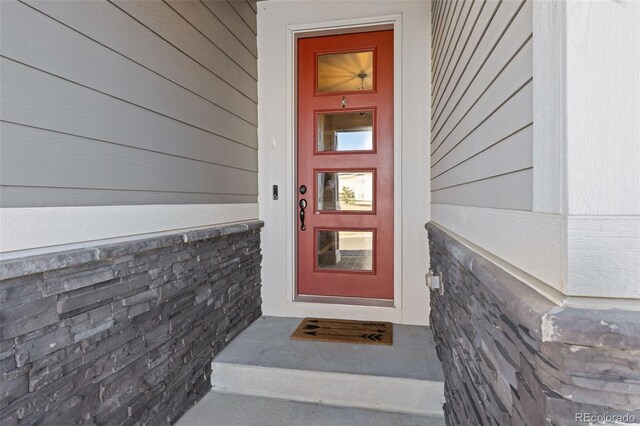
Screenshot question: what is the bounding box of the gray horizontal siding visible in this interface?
[202,0,258,56]
[228,0,257,35]
[431,169,533,210]
[430,0,533,211]
[0,0,257,208]
[111,0,257,101]
[1,122,257,194]
[0,187,256,208]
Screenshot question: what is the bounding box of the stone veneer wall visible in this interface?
[0,221,263,425]
[427,223,640,426]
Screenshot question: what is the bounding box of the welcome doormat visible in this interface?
[291,318,393,345]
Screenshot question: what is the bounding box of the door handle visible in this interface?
[299,199,307,231]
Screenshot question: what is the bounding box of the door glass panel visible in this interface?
[317,111,373,152]
[317,51,373,93]
[317,230,373,271]
[317,171,373,211]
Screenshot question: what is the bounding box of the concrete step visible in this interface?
[210,316,445,417]
[176,391,446,426]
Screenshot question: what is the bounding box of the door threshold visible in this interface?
[295,294,394,308]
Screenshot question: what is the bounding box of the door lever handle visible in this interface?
[299,199,307,231]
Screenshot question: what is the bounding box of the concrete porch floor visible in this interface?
[176,316,446,426]
[176,392,445,426]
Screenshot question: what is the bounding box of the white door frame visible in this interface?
[288,16,402,321]
[258,2,430,325]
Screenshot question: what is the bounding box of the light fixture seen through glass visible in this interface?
[317,51,373,93]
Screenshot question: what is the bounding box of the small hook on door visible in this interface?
[341,96,346,108]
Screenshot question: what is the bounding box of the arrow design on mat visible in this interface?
[307,319,388,329]
[361,333,384,341]
[303,330,376,336]
[303,331,385,342]
[304,325,386,333]
[303,331,355,337]
[361,323,388,328]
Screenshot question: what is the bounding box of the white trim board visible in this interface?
[563,1,640,216]
[566,216,640,299]
[532,0,640,216]
[257,1,431,325]
[286,301,401,323]
[431,203,566,298]
[432,204,640,303]
[0,203,258,254]
[532,0,566,214]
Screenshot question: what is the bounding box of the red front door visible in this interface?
[297,30,394,299]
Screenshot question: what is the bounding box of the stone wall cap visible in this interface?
[0,220,264,280]
[98,235,185,259]
[542,306,640,349]
[0,248,100,281]
[182,220,264,243]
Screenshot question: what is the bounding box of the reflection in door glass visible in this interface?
[317,51,373,93]
[317,172,373,211]
[317,111,373,152]
[317,230,373,271]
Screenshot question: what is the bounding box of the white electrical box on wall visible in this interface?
[426,270,444,295]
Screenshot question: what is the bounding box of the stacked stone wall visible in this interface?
[427,223,640,426]
[1,222,263,425]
